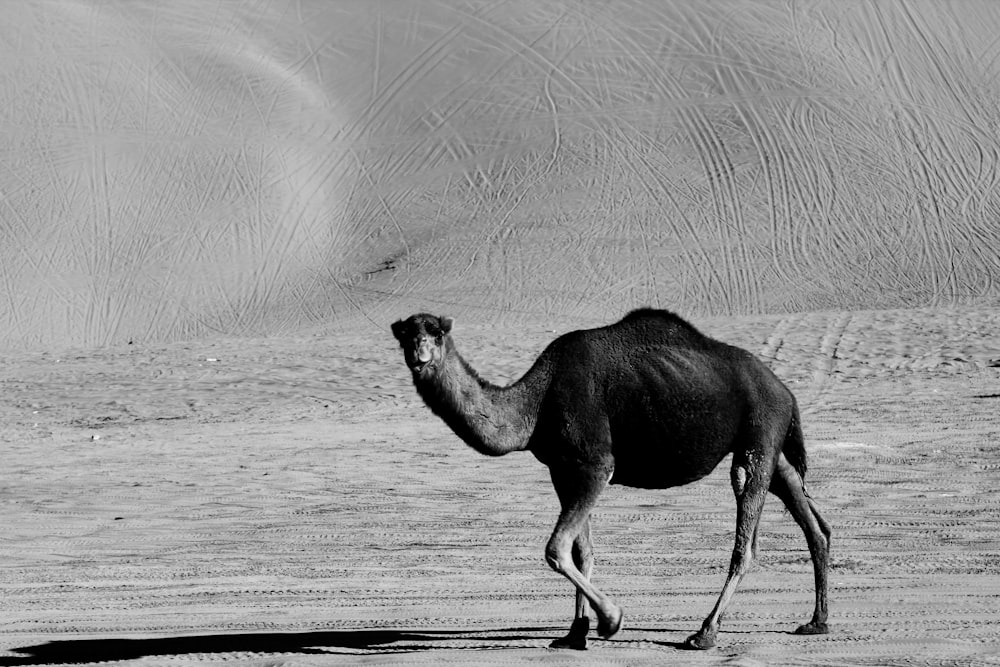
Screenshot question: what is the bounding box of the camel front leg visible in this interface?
[546,467,621,648]
[549,517,593,649]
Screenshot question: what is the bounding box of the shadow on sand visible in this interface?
[0,626,799,663]
[0,628,549,665]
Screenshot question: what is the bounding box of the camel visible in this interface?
[391,308,830,650]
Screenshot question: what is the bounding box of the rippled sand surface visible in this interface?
[3,2,1000,664]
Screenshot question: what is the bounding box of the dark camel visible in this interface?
[391,308,830,650]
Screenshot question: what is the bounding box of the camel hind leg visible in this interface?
[769,452,831,634]
[685,451,772,650]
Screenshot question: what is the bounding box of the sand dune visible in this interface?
[2,2,999,665]
[3,1,1000,347]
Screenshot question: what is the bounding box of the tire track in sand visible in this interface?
[3,309,1000,665]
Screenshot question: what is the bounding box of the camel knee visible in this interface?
[545,540,572,574]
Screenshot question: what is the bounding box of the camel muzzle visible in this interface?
[406,344,434,373]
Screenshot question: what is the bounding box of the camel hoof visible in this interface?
[549,636,588,650]
[794,621,829,635]
[597,606,623,639]
[683,630,716,650]
[549,617,589,650]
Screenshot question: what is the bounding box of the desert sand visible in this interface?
[2,2,1000,665]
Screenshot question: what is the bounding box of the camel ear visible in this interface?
[440,316,454,334]
[390,319,406,340]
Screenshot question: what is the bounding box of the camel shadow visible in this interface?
[0,628,545,665]
[0,626,805,663]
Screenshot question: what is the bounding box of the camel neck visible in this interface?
[414,337,550,457]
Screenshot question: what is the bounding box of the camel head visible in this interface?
[391,313,454,376]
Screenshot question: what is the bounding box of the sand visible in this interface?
[1,307,999,665]
[4,1,1000,347]
[2,1,1000,665]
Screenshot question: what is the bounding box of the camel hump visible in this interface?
[618,307,705,340]
[622,307,694,325]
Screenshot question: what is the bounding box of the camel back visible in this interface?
[615,307,809,480]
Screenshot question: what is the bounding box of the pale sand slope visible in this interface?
[3,1,1000,348]
[1,307,998,666]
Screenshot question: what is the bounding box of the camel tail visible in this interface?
[782,399,832,541]
[782,399,808,480]
[781,399,832,549]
